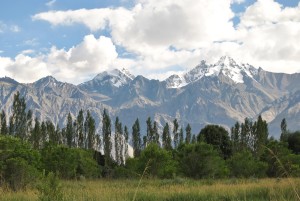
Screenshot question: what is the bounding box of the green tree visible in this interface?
[240,118,251,150]
[26,110,33,137]
[119,124,125,165]
[227,150,267,178]
[261,140,300,177]
[288,131,300,154]
[124,126,129,160]
[198,125,232,159]
[41,144,100,179]
[40,121,47,147]
[280,118,289,143]
[146,117,153,145]
[72,120,77,147]
[253,115,269,158]
[76,109,84,148]
[46,120,56,144]
[177,142,228,179]
[4,157,39,191]
[95,133,101,152]
[132,118,141,157]
[102,109,112,166]
[191,134,196,144]
[185,124,191,144]
[136,143,177,178]
[231,122,241,153]
[61,128,66,145]
[162,123,172,150]
[179,127,184,145]
[85,110,95,150]
[114,116,123,165]
[30,118,41,149]
[142,136,147,150]
[66,113,73,148]
[1,110,8,135]
[55,124,62,145]
[9,92,28,140]
[0,135,41,190]
[153,121,159,146]
[173,119,179,148]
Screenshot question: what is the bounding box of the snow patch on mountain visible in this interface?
[164,74,188,88]
[166,56,258,88]
[89,68,135,88]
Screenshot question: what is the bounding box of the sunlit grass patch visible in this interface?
[1,178,300,201]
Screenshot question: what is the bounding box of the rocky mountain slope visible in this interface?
[0,56,299,138]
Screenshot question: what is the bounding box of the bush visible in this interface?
[129,143,178,179]
[177,142,228,179]
[227,150,267,178]
[0,135,41,190]
[41,144,100,179]
[262,140,300,177]
[288,131,300,154]
[3,157,39,191]
[197,125,232,159]
[74,149,101,178]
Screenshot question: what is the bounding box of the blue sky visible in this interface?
[0,0,300,83]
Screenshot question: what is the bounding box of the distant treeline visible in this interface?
[0,92,300,191]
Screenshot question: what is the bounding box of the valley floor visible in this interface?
[1,178,300,201]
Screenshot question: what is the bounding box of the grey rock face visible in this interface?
[0,57,300,138]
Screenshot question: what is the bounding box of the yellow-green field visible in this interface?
[1,178,300,201]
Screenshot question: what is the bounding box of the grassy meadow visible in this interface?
[1,178,300,201]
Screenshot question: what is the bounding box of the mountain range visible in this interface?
[1,56,299,138]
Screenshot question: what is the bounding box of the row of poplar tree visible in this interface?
[0,92,97,150]
[0,92,293,167]
[0,92,200,166]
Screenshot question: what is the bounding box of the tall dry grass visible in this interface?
[1,178,300,201]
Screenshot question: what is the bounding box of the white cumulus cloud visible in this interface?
[32,0,236,76]
[3,54,49,83]
[1,0,299,83]
[0,35,120,84]
[33,8,111,32]
[46,35,118,83]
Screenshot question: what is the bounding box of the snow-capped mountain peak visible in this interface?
[166,56,258,88]
[120,68,135,80]
[216,56,238,66]
[165,74,187,88]
[212,56,246,83]
[88,68,135,88]
[95,68,134,80]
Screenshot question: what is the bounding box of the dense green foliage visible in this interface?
[0,92,300,192]
[197,125,232,159]
[227,150,267,178]
[0,135,100,190]
[288,131,300,154]
[134,143,177,178]
[132,118,141,157]
[41,143,100,179]
[177,142,228,178]
[0,136,40,190]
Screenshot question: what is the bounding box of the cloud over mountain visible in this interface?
[0,0,299,84]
